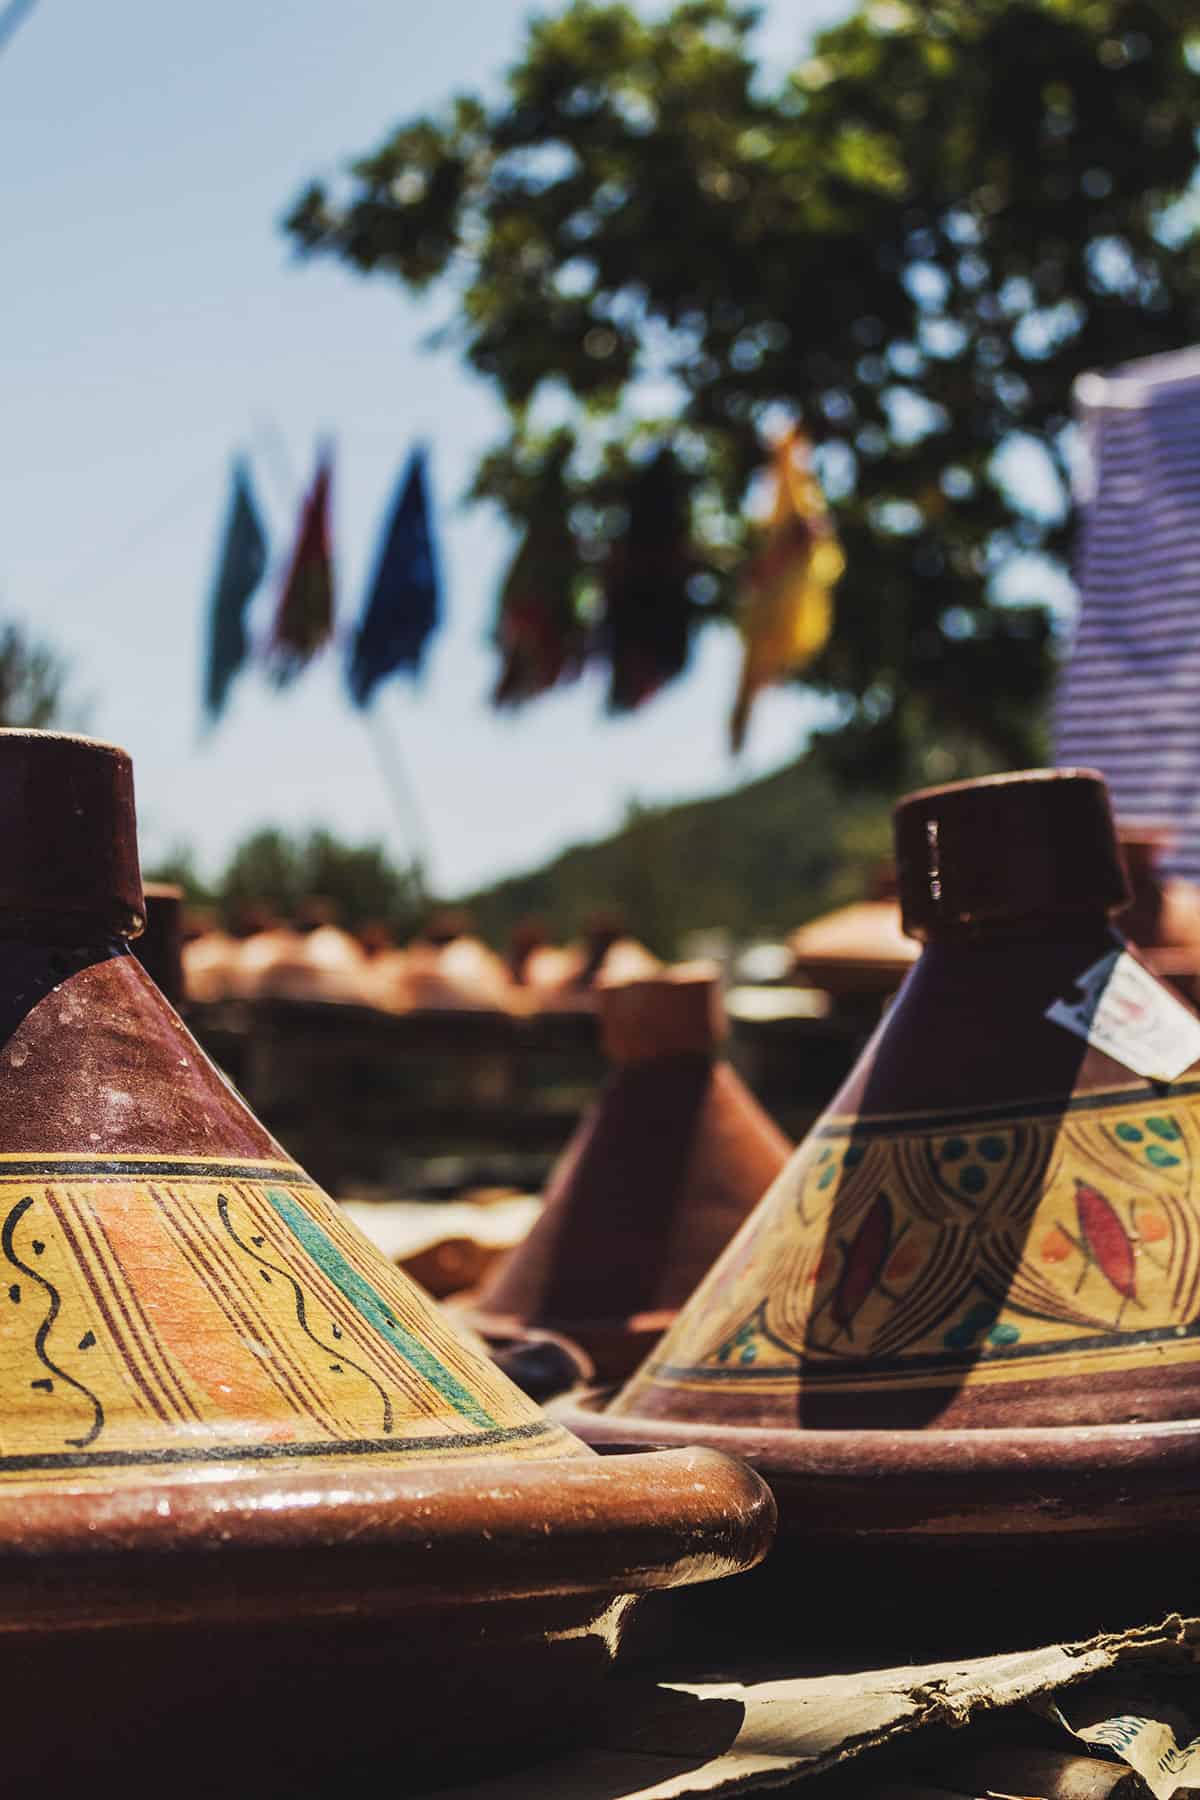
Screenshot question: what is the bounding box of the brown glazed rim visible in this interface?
[552,1389,1200,1494]
[0,1446,775,1632]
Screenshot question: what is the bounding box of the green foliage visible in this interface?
[285,0,1199,783]
[142,845,214,907]
[148,828,423,934]
[220,828,303,921]
[464,754,895,955]
[302,828,422,932]
[0,621,79,729]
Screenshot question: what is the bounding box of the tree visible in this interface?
[142,845,213,907]
[286,0,1199,785]
[0,621,78,729]
[215,826,421,934]
[220,828,302,925]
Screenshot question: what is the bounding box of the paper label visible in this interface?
[1056,1707,1200,1799]
[1046,949,1200,1082]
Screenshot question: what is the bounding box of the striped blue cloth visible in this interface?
[1055,348,1200,881]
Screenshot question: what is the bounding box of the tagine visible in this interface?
[0,730,773,1787]
[557,770,1200,1638]
[460,964,791,1383]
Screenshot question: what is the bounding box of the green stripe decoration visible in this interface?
[265,1188,496,1429]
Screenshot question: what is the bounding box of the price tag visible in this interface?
[1046,949,1200,1082]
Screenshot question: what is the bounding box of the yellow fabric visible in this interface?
[731,430,844,750]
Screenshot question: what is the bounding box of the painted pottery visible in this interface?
[461,964,791,1382]
[131,880,185,1007]
[556,771,1200,1637]
[0,731,774,1787]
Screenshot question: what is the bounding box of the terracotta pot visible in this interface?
[0,730,775,1784]
[131,880,185,1007]
[180,925,239,1002]
[460,964,791,1383]
[788,895,918,998]
[557,770,1200,1636]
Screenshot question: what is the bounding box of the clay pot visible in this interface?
[788,865,917,1000]
[303,919,370,981]
[520,915,662,1016]
[437,934,517,1011]
[132,880,185,1007]
[235,922,372,1004]
[460,964,792,1383]
[371,938,515,1016]
[180,925,240,1002]
[556,770,1200,1638]
[0,731,774,1785]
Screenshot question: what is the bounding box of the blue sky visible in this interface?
[1,0,851,896]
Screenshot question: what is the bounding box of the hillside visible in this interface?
[462,755,896,959]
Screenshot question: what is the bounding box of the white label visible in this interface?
[1045,949,1200,1082]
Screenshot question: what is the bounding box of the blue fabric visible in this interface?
[203,459,268,723]
[348,448,441,707]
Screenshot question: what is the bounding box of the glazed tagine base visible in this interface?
[553,1389,1200,1650]
[0,1445,773,1791]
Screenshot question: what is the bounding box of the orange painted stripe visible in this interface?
[96,1186,295,1431]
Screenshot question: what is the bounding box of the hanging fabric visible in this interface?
[600,447,696,713]
[348,447,441,708]
[730,427,843,752]
[492,523,584,706]
[491,439,585,707]
[202,457,268,726]
[269,446,335,683]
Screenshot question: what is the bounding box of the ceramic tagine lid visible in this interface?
[0,732,773,1786]
[461,964,791,1382]
[132,879,185,1007]
[556,771,1200,1608]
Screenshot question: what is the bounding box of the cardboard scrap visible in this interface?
[888,1744,1139,1798]
[436,1617,1198,1800]
[339,1195,539,1266]
[1061,1713,1200,1799]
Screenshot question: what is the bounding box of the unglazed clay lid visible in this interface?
[598,961,726,1062]
[895,767,1131,940]
[462,959,790,1383]
[789,899,918,968]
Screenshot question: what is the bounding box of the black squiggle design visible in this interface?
[2,1197,104,1448]
[216,1194,394,1434]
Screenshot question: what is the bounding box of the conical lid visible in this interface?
[0,731,582,1481]
[613,769,1200,1432]
[133,880,185,1007]
[466,964,791,1380]
[789,896,918,998]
